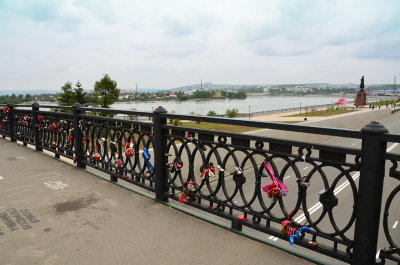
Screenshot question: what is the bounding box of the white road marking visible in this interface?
[273,237,279,241]
[44,182,59,190]
[376,249,381,260]
[294,142,398,224]
[334,172,360,196]
[283,176,291,180]
[268,235,274,240]
[387,143,399,152]
[44,181,68,190]
[393,221,398,229]
[351,143,355,146]
[0,176,3,180]
[303,167,308,170]
[16,156,27,160]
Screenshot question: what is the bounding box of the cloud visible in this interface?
[0,0,400,90]
[0,0,59,22]
[240,0,400,58]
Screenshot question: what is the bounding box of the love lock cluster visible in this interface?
[200,162,215,179]
[123,142,135,157]
[36,115,44,129]
[281,220,312,245]
[114,158,124,174]
[2,107,11,114]
[18,114,30,125]
[166,158,183,173]
[93,152,101,162]
[261,161,288,202]
[1,107,11,128]
[179,181,198,203]
[185,132,207,150]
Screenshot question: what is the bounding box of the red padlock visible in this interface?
[93,152,101,161]
[125,148,134,157]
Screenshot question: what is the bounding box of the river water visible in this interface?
[112,95,354,115]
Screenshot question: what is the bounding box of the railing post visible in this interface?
[32,102,42,151]
[72,103,86,169]
[352,121,388,265]
[7,103,15,141]
[153,106,169,202]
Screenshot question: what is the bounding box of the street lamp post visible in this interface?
[248,105,251,120]
[150,106,154,120]
[300,102,302,115]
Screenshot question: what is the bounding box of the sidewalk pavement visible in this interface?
[0,139,320,265]
[251,105,375,123]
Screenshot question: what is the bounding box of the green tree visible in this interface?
[191,90,213,99]
[225,108,239,118]
[25,94,32,102]
[207,110,218,116]
[9,93,18,103]
[93,74,120,108]
[127,108,138,120]
[72,81,88,105]
[57,81,74,106]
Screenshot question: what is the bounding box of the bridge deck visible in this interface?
[0,138,322,265]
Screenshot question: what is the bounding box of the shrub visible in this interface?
[225,108,239,118]
[172,119,182,126]
[207,110,218,117]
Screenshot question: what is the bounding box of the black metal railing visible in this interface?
[0,102,398,265]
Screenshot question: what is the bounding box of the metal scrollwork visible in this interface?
[165,127,361,261]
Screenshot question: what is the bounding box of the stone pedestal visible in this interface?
[355,90,367,106]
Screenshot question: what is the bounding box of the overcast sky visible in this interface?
[1,0,399,91]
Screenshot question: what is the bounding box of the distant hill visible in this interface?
[170,83,264,92]
[0,90,58,96]
[122,88,161,93]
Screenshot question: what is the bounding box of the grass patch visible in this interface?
[178,122,260,133]
[369,100,399,106]
[392,109,400,114]
[275,120,303,124]
[284,108,357,117]
[177,121,300,133]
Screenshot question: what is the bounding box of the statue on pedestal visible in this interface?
[354,76,367,107]
[360,76,365,91]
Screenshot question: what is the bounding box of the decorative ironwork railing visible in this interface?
[377,133,400,264]
[0,102,398,265]
[163,124,361,262]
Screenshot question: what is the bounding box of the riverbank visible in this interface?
[176,104,372,133]
[112,95,354,115]
[250,104,384,124]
